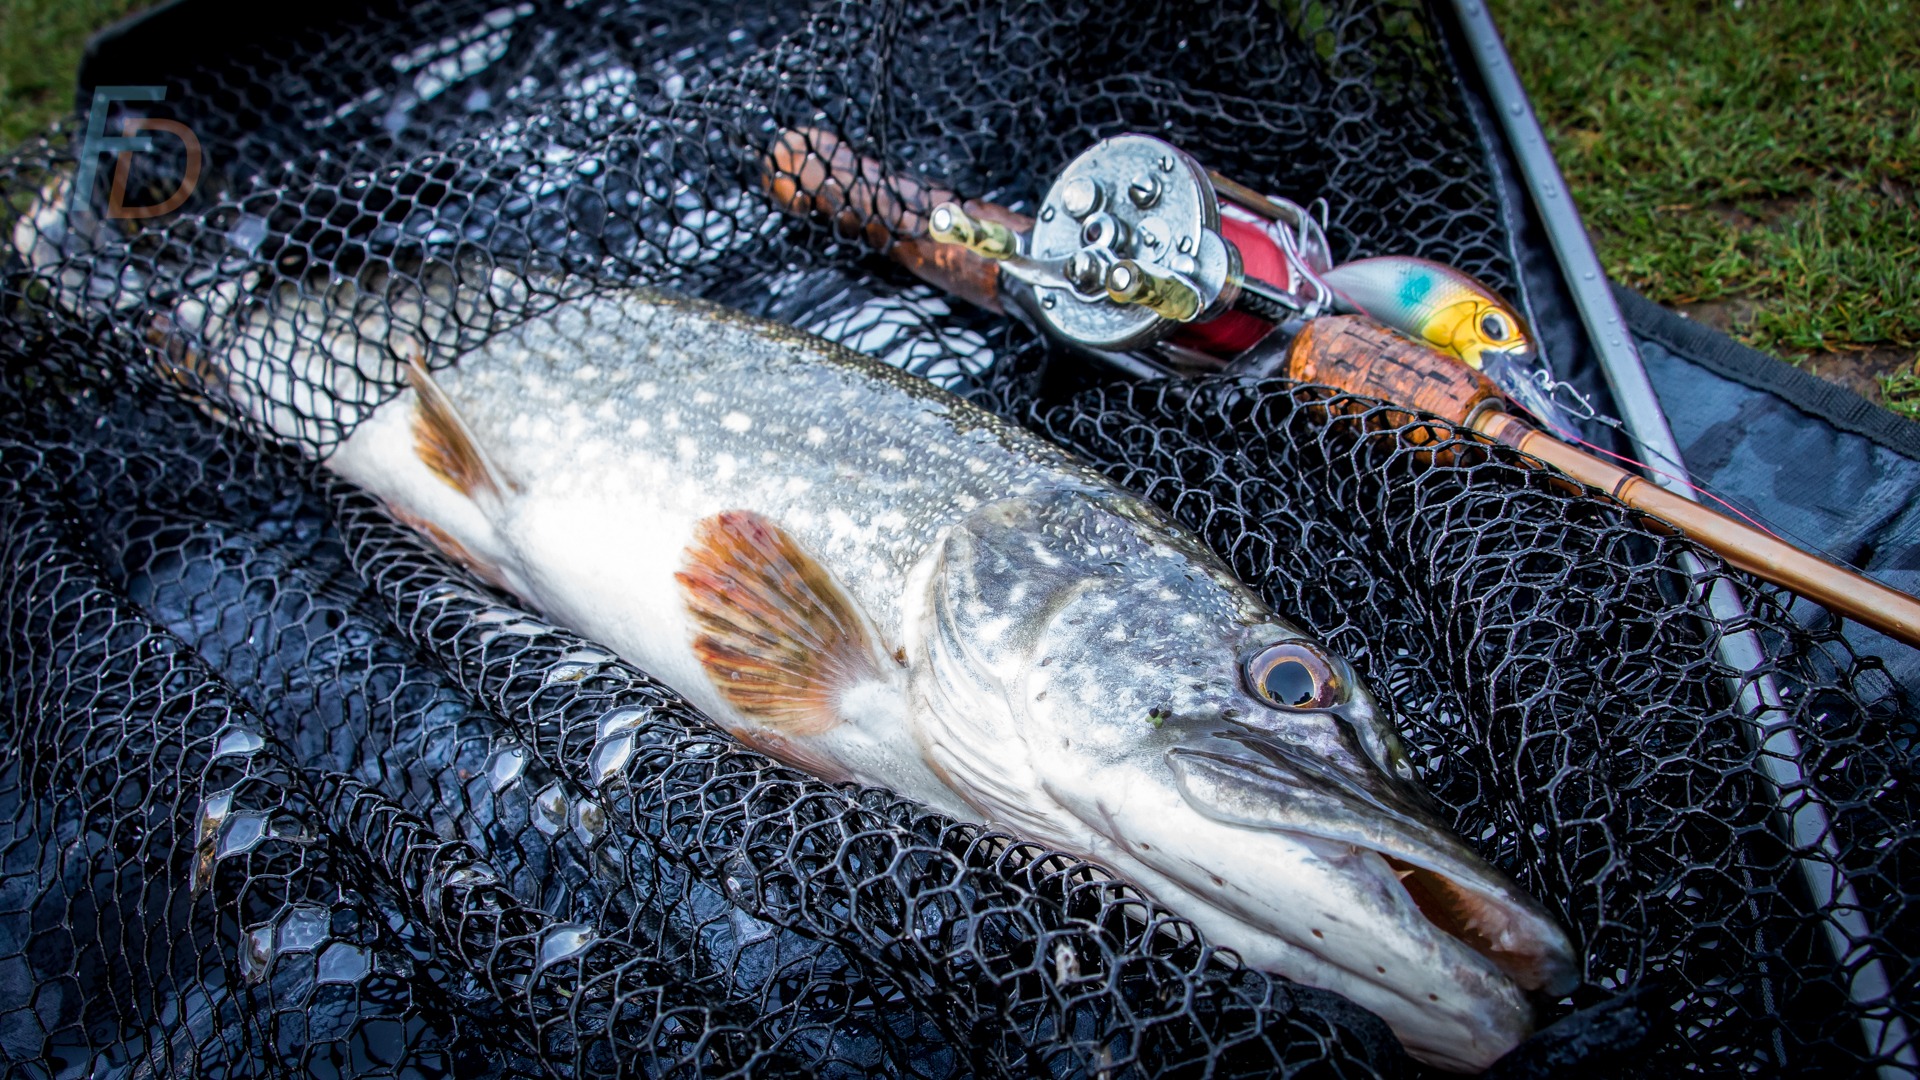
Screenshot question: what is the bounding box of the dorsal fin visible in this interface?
[405,355,511,499]
[675,510,884,736]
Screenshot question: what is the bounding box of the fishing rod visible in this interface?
[763,126,1920,651]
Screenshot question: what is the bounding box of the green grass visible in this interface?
[1491,0,1920,414]
[0,0,144,149]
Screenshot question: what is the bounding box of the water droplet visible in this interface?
[576,799,606,841]
[191,790,234,893]
[562,647,616,665]
[315,942,370,984]
[444,864,499,889]
[241,925,275,983]
[211,726,265,761]
[589,708,648,787]
[278,905,330,952]
[218,812,269,858]
[422,583,479,604]
[1040,292,1057,310]
[1507,101,1523,116]
[478,617,550,643]
[471,610,549,635]
[486,745,528,792]
[537,924,596,969]
[542,662,592,686]
[196,790,233,847]
[226,214,269,255]
[533,782,568,835]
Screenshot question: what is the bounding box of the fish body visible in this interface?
[156,270,1577,1072]
[1323,256,1575,436]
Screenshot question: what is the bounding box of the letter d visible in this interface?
[106,118,202,220]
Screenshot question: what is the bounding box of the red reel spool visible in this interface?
[1169,212,1290,357]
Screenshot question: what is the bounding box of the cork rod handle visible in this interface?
[1288,317,1920,649]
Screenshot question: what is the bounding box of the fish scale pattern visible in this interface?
[0,0,1912,1077]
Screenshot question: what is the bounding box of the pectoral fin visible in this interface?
[406,355,512,499]
[676,510,885,736]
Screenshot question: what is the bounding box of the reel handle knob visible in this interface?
[1106,259,1203,322]
[929,202,1020,260]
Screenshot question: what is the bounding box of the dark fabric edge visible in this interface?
[1612,283,1920,463]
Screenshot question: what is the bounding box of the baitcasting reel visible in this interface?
[927,134,1338,371]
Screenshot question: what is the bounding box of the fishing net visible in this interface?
[0,0,1911,1076]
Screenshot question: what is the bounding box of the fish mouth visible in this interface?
[1166,735,1579,999]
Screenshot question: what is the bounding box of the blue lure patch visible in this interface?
[1397,269,1434,311]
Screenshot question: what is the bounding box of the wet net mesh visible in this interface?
[0,0,1912,1076]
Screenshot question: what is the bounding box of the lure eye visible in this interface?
[1244,642,1344,710]
[1479,310,1510,342]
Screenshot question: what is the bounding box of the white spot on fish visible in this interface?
[626,418,651,438]
[662,410,682,429]
[784,477,812,496]
[635,382,658,400]
[806,426,829,446]
[827,508,859,541]
[966,458,989,474]
[975,615,1012,642]
[575,364,601,381]
[873,510,906,531]
[693,390,716,405]
[676,436,697,460]
[721,411,752,433]
[1024,539,1063,567]
[878,447,906,463]
[1106,624,1128,642]
[714,453,737,483]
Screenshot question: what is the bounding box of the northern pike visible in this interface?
[112,250,1580,1070]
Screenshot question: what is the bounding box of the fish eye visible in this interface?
[1479,311,1510,342]
[1243,642,1345,710]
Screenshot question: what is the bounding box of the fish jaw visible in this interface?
[906,490,1579,1072]
[1044,752,1549,1072]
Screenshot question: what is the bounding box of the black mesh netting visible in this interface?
[0,0,1913,1076]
